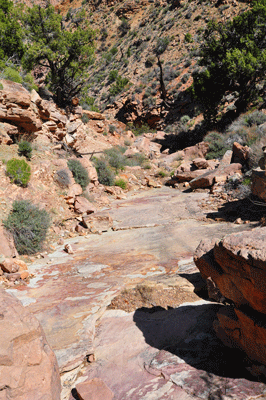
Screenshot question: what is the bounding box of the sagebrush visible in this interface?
[67,159,90,190]
[3,200,50,254]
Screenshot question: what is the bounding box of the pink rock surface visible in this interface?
[76,378,114,400]
[0,287,61,399]
[0,226,18,258]
[74,197,96,214]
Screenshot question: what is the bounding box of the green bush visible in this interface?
[126,153,147,167]
[67,159,89,190]
[81,113,89,124]
[184,33,193,43]
[109,75,129,96]
[93,158,115,186]
[6,158,31,187]
[1,67,22,83]
[22,73,38,91]
[180,115,190,124]
[157,170,167,177]
[104,147,127,172]
[243,111,266,127]
[3,200,50,254]
[18,140,32,160]
[115,178,127,189]
[109,70,119,82]
[155,37,170,55]
[204,131,230,160]
[119,18,130,34]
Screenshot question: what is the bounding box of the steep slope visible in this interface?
[53,0,249,130]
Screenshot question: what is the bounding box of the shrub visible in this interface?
[115,178,127,189]
[67,159,89,190]
[243,111,266,127]
[54,168,72,188]
[18,140,32,160]
[184,33,193,43]
[109,124,116,133]
[157,170,167,177]
[109,70,119,82]
[81,114,89,124]
[104,146,127,171]
[126,152,147,167]
[180,115,190,124]
[155,37,170,55]
[3,200,50,254]
[93,158,115,186]
[119,18,130,35]
[22,73,38,91]
[109,75,129,96]
[1,67,22,83]
[204,131,229,160]
[6,158,31,187]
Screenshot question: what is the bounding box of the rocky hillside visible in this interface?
[27,0,249,131]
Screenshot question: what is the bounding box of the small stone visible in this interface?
[64,244,74,254]
[234,218,243,224]
[58,238,64,245]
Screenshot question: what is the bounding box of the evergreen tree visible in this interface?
[0,0,24,61]
[22,5,95,107]
[192,0,266,123]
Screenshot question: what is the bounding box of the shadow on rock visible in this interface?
[133,303,256,380]
[207,196,266,223]
[179,272,209,300]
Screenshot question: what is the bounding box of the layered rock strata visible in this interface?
[194,227,266,376]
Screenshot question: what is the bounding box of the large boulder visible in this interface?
[0,226,18,258]
[190,163,242,189]
[252,168,266,202]
[194,227,266,374]
[0,287,61,399]
[0,80,42,132]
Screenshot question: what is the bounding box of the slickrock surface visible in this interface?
[5,187,258,399]
[194,227,266,377]
[71,303,266,400]
[0,287,61,399]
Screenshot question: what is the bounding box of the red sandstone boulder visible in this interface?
[192,158,209,169]
[194,227,266,374]
[82,211,113,233]
[0,287,61,399]
[183,141,209,160]
[190,163,242,189]
[231,142,250,166]
[174,169,209,183]
[75,378,114,400]
[74,197,96,214]
[0,226,18,258]
[252,168,266,202]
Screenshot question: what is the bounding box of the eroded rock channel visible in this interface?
[5,187,266,399]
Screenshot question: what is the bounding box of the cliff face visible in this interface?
[194,228,266,377]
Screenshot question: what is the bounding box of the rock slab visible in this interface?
[0,287,61,399]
